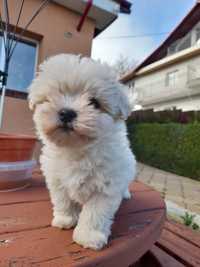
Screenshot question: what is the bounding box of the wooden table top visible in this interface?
[0,171,166,267]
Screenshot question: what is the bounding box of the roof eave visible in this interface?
[53,0,120,34]
[121,45,200,82]
[121,1,200,83]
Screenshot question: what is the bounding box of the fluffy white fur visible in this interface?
[28,54,136,250]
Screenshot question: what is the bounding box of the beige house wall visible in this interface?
[0,0,95,135]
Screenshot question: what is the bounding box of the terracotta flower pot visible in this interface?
[0,133,37,192]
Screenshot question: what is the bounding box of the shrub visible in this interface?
[127,121,200,180]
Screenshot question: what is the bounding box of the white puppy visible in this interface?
[29,54,136,250]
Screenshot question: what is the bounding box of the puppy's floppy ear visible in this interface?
[28,78,48,111]
[28,93,45,111]
[115,85,131,120]
[29,97,35,111]
[99,81,131,120]
[28,85,37,111]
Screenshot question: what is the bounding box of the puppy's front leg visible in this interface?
[48,184,80,229]
[73,193,122,250]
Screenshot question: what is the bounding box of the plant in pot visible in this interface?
[0,1,50,191]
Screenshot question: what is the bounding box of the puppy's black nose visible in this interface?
[58,109,77,123]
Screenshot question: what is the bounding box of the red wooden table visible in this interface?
[0,171,165,267]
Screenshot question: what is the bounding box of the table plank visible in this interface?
[157,229,200,267]
[164,220,200,249]
[0,201,52,234]
[0,186,164,235]
[118,190,165,216]
[129,181,153,192]
[0,179,152,206]
[0,178,166,267]
[0,185,49,206]
[0,210,165,267]
[0,175,48,205]
[150,245,185,267]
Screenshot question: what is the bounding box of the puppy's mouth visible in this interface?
[45,123,95,142]
[59,123,74,132]
[44,123,74,136]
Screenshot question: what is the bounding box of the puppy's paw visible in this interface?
[73,225,107,250]
[52,214,77,229]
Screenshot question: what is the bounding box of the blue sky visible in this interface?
[92,0,196,66]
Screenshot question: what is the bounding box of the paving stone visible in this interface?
[165,189,182,197]
[166,185,181,191]
[150,180,165,187]
[184,191,200,201]
[137,162,200,215]
[153,171,166,180]
[166,185,182,192]
[150,184,165,194]
[136,162,144,171]
[186,204,200,214]
[166,181,181,187]
[184,197,200,206]
[166,196,184,205]
[150,182,165,190]
[137,170,153,183]
[182,178,200,185]
[182,184,200,193]
[167,173,181,180]
[136,176,150,185]
[167,181,181,187]
[151,178,166,188]
[166,181,182,191]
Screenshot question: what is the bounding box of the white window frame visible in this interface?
[165,70,179,87]
[176,33,192,51]
[195,28,200,43]
[168,21,200,56]
[0,33,39,93]
[192,21,200,44]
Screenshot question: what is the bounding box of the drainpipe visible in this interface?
[120,0,132,14]
[77,0,93,32]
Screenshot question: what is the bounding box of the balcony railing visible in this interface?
[136,65,200,106]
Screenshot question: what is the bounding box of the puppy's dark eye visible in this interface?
[89,97,101,109]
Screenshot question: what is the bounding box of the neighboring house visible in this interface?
[121,1,200,111]
[0,0,131,135]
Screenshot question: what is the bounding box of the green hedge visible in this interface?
[127,121,200,180]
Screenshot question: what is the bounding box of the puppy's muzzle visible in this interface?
[58,108,77,130]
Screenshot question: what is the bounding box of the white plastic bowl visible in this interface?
[0,160,37,192]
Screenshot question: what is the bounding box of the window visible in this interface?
[0,36,2,56]
[128,81,135,88]
[196,28,200,43]
[177,36,191,51]
[168,43,177,55]
[0,35,37,93]
[165,70,178,87]
[168,34,192,56]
